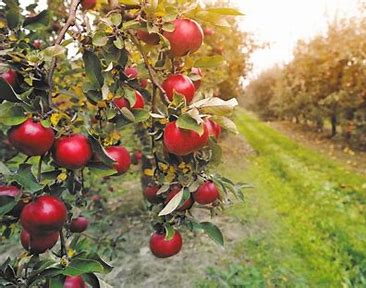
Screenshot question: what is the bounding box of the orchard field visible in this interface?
[1,0,366,287]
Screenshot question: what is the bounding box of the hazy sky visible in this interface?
[233,0,361,78]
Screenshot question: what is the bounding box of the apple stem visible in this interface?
[47,0,82,110]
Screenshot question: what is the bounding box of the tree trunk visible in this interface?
[331,114,337,137]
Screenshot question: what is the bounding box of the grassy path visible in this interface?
[207,111,366,287]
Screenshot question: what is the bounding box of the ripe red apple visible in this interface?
[70,216,89,233]
[0,185,21,198]
[81,0,96,10]
[143,183,161,204]
[20,230,59,254]
[114,91,144,109]
[33,39,42,49]
[135,150,143,161]
[1,69,17,86]
[8,119,55,156]
[163,18,204,57]
[140,78,148,88]
[163,121,209,156]
[64,276,86,288]
[190,67,203,90]
[124,66,138,79]
[205,119,222,139]
[164,184,193,211]
[136,30,160,45]
[105,146,131,174]
[162,74,195,103]
[53,134,92,170]
[194,181,219,205]
[203,27,215,36]
[150,230,183,258]
[20,195,67,235]
[113,97,129,109]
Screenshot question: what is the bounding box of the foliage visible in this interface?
[244,16,366,150]
[0,0,251,286]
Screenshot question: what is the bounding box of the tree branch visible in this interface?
[127,31,170,106]
[47,0,81,108]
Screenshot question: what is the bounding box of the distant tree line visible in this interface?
[244,16,366,150]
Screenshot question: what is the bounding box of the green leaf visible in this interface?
[87,132,115,167]
[215,116,238,134]
[132,109,150,122]
[48,275,64,288]
[176,114,204,135]
[23,10,50,29]
[0,102,27,126]
[158,189,183,216]
[113,37,124,50]
[164,224,175,241]
[0,79,22,102]
[206,7,244,16]
[12,164,43,193]
[93,32,108,47]
[0,199,17,216]
[62,259,106,276]
[0,161,11,176]
[6,9,20,30]
[208,137,222,166]
[42,45,65,59]
[83,51,104,89]
[200,222,224,246]
[110,13,122,26]
[194,56,224,69]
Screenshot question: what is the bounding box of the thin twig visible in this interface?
[128,31,170,105]
[37,155,43,182]
[47,0,82,107]
[59,229,67,258]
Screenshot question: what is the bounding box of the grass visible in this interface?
[200,111,366,287]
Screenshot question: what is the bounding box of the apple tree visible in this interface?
[0,0,248,286]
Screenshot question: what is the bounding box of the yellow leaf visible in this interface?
[97,101,107,108]
[178,162,186,169]
[67,248,76,258]
[50,113,62,126]
[144,168,154,176]
[57,172,68,182]
[0,19,6,29]
[159,163,168,171]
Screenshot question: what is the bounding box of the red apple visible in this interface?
[205,119,222,139]
[163,18,203,57]
[203,27,215,36]
[81,0,96,10]
[113,97,129,109]
[114,91,144,109]
[164,184,193,211]
[70,216,89,233]
[135,150,143,161]
[190,67,202,90]
[1,69,16,86]
[91,194,101,202]
[20,195,67,235]
[105,145,131,173]
[64,276,86,288]
[163,121,209,156]
[140,78,148,88]
[150,230,182,258]
[20,230,59,254]
[136,30,160,45]
[194,181,219,205]
[162,74,195,103]
[143,183,161,204]
[33,40,42,49]
[0,185,21,198]
[53,134,92,170]
[8,119,55,156]
[124,66,138,79]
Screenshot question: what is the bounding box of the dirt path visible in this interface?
[269,121,366,174]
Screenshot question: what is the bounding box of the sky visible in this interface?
[232,0,361,79]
